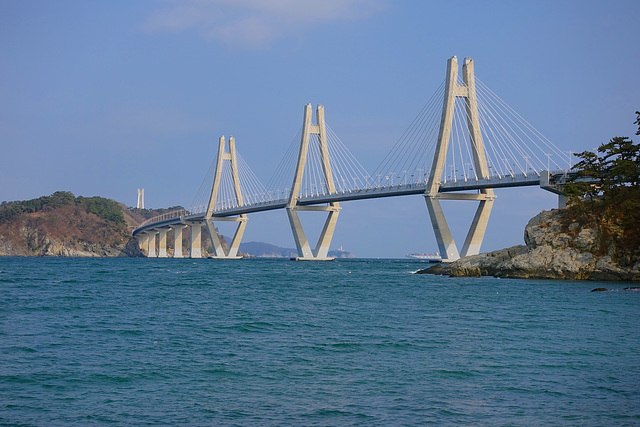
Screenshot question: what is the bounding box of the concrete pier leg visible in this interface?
[558,194,567,208]
[227,215,247,258]
[460,196,494,258]
[157,228,169,258]
[204,220,225,257]
[170,224,187,258]
[425,196,460,262]
[146,230,158,258]
[136,233,149,257]
[286,208,314,259]
[313,208,340,259]
[189,222,202,259]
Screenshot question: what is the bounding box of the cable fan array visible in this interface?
[369,77,570,188]
[184,74,568,217]
[263,124,370,201]
[189,148,266,215]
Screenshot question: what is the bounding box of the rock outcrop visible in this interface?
[0,225,143,257]
[419,209,640,281]
[0,192,144,258]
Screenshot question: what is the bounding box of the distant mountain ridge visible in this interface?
[238,240,355,258]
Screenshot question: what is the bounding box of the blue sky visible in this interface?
[1,0,638,257]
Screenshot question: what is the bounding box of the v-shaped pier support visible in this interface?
[425,56,496,262]
[287,104,341,261]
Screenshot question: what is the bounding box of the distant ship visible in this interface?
[406,252,442,262]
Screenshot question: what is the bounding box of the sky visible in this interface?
[1,0,638,258]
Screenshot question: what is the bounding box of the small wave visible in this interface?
[6,346,37,354]
[433,369,474,378]
[302,408,372,419]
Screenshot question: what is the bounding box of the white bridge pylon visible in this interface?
[204,135,247,259]
[426,56,494,262]
[287,104,341,261]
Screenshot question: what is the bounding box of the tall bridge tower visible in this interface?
[425,56,495,262]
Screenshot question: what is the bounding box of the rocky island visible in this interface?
[419,208,640,281]
[420,111,640,282]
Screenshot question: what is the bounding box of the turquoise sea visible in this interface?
[1,257,639,426]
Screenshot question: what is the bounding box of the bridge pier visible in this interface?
[157,228,169,258]
[540,170,568,208]
[287,206,340,261]
[187,222,202,258]
[205,216,246,259]
[136,233,149,257]
[425,196,460,261]
[146,230,158,258]
[170,224,187,258]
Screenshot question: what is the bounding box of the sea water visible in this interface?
[0,257,638,426]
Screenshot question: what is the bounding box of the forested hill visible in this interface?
[0,191,145,257]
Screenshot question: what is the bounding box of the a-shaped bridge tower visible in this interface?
[426,56,494,262]
[286,104,341,261]
[203,136,248,259]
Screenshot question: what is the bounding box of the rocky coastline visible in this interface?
[0,225,143,258]
[419,209,640,281]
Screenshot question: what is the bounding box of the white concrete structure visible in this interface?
[136,233,149,256]
[137,188,144,209]
[145,230,158,258]
[204,136,248,259]
[286,104,341,261]
[425,56,495,262]
[187,222,202,259]
[157,228,169,258]
[170,224,187,258]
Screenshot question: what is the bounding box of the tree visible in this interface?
[565,111,640,257]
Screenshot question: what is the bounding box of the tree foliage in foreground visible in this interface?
[565,111,640,257]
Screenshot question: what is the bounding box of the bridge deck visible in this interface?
[132,172,570,236]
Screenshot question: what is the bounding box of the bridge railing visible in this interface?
[139,208,193,227]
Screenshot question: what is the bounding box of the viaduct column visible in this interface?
[146,230,158,258]
[157,228,169,258]
[170,224,187,258]
[136,233,149,257]
[188,222,202,258]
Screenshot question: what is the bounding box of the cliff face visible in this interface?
[0,193,143,257]
[0,225,142,257]
[422,209,640,281]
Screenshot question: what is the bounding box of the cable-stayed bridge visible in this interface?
[133,56,574,262]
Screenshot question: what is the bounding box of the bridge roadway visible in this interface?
[133,170,571,236]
